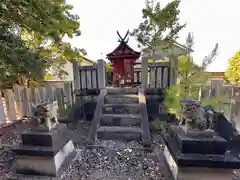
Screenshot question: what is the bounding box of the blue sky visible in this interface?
[65,0,240,72]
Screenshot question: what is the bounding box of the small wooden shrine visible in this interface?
[106,30,140,86]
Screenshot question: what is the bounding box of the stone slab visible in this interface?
[104,94,139,104]
[146,95,164,102]
[83,102,97,114]
[164,146,233,180]
[102,104,140,114]
[138,88,151,148]
[97,126,142,141]
[212,113,240,149]
[15,140,75,177]
[146,103,159,115]
[163,131,240,169]
[14,133,71,157]
[35,123,58,132]
[8,150,79,180]
[144,88,164,95]
[74,89,100,96]
[100,114,141,127]
[169,125,227,155]
[106,87,139,94]
[21,123,69,147]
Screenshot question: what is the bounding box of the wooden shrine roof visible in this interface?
[106,41,141,60]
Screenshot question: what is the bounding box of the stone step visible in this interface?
[97,126,142,141]
[100,113,142,126]
[104,94,139,104]
[102,104,140,114]
[106,87,138,95]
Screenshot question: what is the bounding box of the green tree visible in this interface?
[164,33,225,117]
[176,33,219,99]
[106,62,113,72]
[1,0,81,41]
[0,0,85,88]
[225,51,240,85]
[131,0,185,58]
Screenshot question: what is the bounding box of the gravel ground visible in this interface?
[0,121,239,180]
[63,121,173,180]
[0,122,34,176]
[61,136,171,180]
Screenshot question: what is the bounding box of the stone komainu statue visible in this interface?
[32,103,58,129]
[179,99,214,130]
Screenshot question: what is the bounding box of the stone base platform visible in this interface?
[164,146,232,180]
[7,150,79,180]
[163,125,240,180]
[170,126,227,154]
[21,123,70,147]
[12,124,76,177]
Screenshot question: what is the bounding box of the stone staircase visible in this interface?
[87,87,151,147]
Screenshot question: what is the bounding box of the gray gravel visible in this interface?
[0,121,239,180]
[61,136,169,180]
[62,121,171,180]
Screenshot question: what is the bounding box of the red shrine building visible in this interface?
[106,31,140,85]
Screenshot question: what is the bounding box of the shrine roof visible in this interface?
[106,41,141,60]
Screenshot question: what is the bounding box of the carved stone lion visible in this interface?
[179,99,214,131]
[32,102,58,131]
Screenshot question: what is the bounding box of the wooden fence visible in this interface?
[79,65,99,89]
[148,62,170,88]
[140,61,171,89]
[134,70,141,85]
[74,58,170,89]
[105,61,171,88]
[201,80,240,125]
[0,81,73,123]
[73,59,106,90]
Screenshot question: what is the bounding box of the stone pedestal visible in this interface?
[163,125,240,180]
[13,123,76,177]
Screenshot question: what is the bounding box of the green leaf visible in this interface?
[225,51,240,85]
[0,0,86,88]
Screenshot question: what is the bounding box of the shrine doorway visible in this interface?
[106,30,140,86]
[123,59,134,84]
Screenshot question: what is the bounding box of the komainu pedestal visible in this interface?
[12,102,76,177]
[163,125,240,180]
[163,100,240,180]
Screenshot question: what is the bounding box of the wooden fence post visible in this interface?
[0,91,5,122]
[13,85,24,117]
[20,87,32,117]
[73,60,80,90]
[168,43,178,86]
[4,89,17,121]
[97,59,106,89]
[141,55,148,89]
[169,55,177,86]
[64,82,73,106]
[56,88,65,110]
[45,84,54,103]
[149,66,156,88]
[38,86,44,103]
[30,88,38,105]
